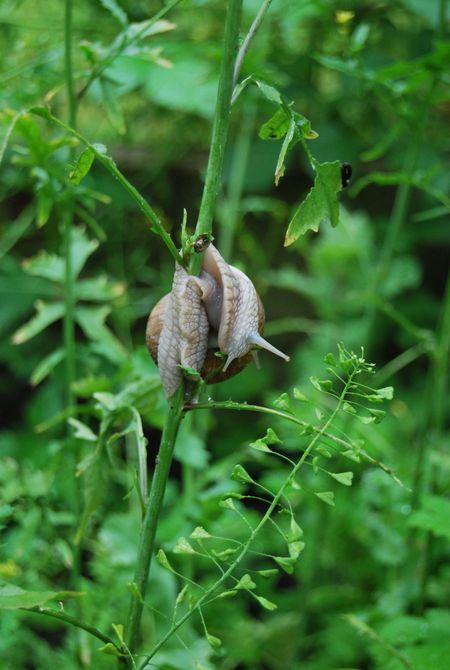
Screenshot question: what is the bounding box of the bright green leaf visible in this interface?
[255,595,278,610]
[284,161,342,245]
[330,471,354,487]
[0,583,82,610]
[314,491,335,506]
[69,147,95,184]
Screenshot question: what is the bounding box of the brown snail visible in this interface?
[146,242,289,397]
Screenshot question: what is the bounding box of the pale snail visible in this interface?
[146,241,290,398]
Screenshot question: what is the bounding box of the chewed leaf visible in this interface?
[284,161,342,246]
[0,583,83,610]
[259,108,291,140]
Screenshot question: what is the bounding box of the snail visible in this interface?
[146,242,289,397]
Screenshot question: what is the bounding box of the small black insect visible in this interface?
[193,233,212,253]
[341,162,353,188]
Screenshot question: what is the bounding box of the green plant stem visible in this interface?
[125,386,184,658]
[219,101,255,259]
[188,400,402,483]
[29,109,184,267]
[26,607,120,650]
[233,0,273,86]
[64,0,76,130]
[191,0,243,274]
[139,371,357,669]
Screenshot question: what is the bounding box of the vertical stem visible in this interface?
[125,386,184,656]
[191,0,243,274]
[64,0,77,411]
[124,1,243,660]
[219,102,256,259]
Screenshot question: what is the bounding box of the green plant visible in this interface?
[0,1,448,669]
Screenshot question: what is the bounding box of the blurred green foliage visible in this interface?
[0,0,449,668]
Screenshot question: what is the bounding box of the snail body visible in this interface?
[146,243,289,397]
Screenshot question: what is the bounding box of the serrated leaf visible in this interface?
[0,583,83,610]
[284,161,342,245]
[190,526,212,540]
[255,595,278,610]
[314,491,335,506]
[330,471,354,487]
[68,418,97,442]
[69,147,95,184]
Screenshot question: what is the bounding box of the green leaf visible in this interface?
[314,491,335,506]
[273,556,296,574]
[0,583,82,610]
[69,148,95,184]
[409,496,450,540]
[284,161,342,245]
[98,643,122,657]
[330,471,354,487]
[287,518,304,542]
[274,117,297,186]
[293,388,309,402]
[173,537,196,554]
[68,418,97,442]
[30,348,65,385]
[231,464,254,484]
[273,392,292,411]
[76,306,127,363]
[98,0,128,26]
[156,549,174,571]
[22,251,65,282]
[257,569,279,578]
[100,79,126,136]
[190,526,212,540]
[255,595,277,611]
[206,633,222,650]
[253,79,283,104]
[259,108,291,140]
[288,541,305,559]
[324,352,337,366]
[12,301,65,344]
[235,574,256,590]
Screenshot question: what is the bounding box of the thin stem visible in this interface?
[233,0,273,86]
[191,0,243,274]
[125,386,184,657]
[139,371,357,668]
[30,109,184,267]
[64,0,76,129]
[25,607,120,650]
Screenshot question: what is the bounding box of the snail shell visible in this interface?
[146,244,289,397]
